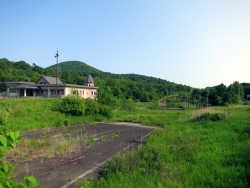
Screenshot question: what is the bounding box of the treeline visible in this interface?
[0,58,48,82]
[189,82,250,106]
[0,58,249,106]
[0,58,192,103]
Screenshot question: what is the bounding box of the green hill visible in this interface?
[46,60,103,77]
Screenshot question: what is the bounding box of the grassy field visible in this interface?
[0,98,107,131]
[78,106,250,188]
[1,99,249,187]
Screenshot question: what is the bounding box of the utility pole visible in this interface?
[55,51,59,97]
[207,91,209,108]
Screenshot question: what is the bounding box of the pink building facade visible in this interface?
[7,75,98,99]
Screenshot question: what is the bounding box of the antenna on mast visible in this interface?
[55,51,59,97]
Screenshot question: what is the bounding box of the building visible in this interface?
[247,94,250,100]
[6,74,97,99]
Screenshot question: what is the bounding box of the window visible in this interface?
[9,88,16,93]
[39,82,47,84]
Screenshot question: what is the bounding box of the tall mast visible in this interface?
[55,51,59,97]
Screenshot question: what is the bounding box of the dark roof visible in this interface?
[13,84,39,89]
[37,76,63,84]
[84,74,94,83]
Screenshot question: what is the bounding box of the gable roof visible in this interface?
[84,74,94,83]
[36,76,63,84]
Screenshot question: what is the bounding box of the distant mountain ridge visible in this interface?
[46,60,103,76]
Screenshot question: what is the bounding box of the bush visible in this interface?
[99,105,113,119]
[121,98,136,111]
[244,101,250,105]
[59,96,85,116]
[64,120,68,126]
[85,98,99,115]
[194,112,226,122]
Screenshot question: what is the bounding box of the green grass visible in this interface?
[113,108,187,127]
[7,133,96,161]
[77,106,250,188]
[1,99,249,187]
[0,98,107,131]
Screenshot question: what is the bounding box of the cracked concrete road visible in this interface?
[15,122,155,188]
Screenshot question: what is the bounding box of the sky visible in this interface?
[1,0,250,88]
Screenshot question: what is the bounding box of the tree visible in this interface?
[32,63,44,74]
[0,76,8,92]
[223,92,233,104]
[231,81,244,99]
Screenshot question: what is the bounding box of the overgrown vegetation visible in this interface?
[1,58,250,106]
[99,128,120,141]
[59,96,85,116]
[0,98,113,132]
[77,106,250,188]
[0,126,39,187]
[193,112,226,122]
[7,132,95,162]
[1,57,250,187]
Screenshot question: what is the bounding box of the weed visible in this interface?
[132,138,139,143]
[61,129,70,134]
[88,136,95,145]
[115,127,120,135]
[100,135,109,141]
[41,132,48,138]
[7,133,96,161]
[89,122,97,127]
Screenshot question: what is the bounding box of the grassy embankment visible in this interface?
[0,98,107,132]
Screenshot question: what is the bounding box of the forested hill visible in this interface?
[0,58,250,105]
[0,58,193,102]
[45,61,193,102]
[46,61,103,77]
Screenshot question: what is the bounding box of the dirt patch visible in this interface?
[191,108,222,119]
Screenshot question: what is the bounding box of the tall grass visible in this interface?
[77,107,250,188]
[1,99,249,187]
[7,131,95,161]
[0,98,107,131]
[114,108,186,127]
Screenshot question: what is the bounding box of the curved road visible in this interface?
[16,122,156,188]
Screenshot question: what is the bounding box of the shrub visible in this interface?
[194,112,226,122]
[99,105,113,119]
[85,98,99,115]
[64,120,68,126]
[59,96,85,116]
[121,98,136,111]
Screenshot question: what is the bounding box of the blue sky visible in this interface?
[1,1,249,88]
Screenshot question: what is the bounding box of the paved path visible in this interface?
[16,122,155,188]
